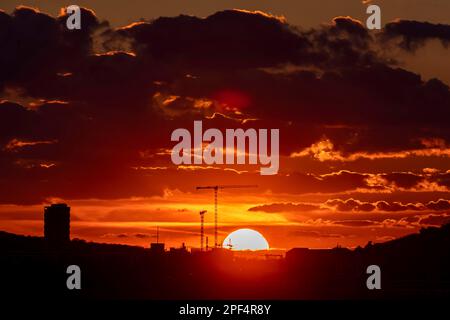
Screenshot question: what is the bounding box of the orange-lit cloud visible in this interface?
[291,138,450,161]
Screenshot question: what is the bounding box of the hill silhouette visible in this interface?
[1,224,449,299]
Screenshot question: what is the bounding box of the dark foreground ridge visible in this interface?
[1,223,449,300]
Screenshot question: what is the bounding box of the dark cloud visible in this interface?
[419,214,450,226]
[375,201,422,212]
[117,10,311,70]
[382,20,450,51]
[432,171,450,188]
[249,198,450,214]
[134,233,151,239]
[426,199,450,211]
[165,62,450,156]
[326,198,450,213]
[248,202,320,213]
[102,232,152,239]
[380,172,425,189]
[331,211,450,228]
[290,230,344,238]
[309,16,378,68]
[326,199,376,212]
[333,220,375,227]
[0,6,103,92]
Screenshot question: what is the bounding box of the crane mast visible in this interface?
[196,184,257,248]
[199,210,207,251]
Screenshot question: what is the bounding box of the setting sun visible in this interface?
[222,228,269,251]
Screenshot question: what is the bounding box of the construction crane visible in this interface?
[196,185,257,248]
[199,210,207,251]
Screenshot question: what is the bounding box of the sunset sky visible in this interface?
[1,0,450,249]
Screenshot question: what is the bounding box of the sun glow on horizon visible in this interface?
[222,228,269,251]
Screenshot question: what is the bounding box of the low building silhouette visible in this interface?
[150,242,165,254]
[169,242,189,256]
[44,203,70,245]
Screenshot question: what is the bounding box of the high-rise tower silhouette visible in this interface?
[44,203,70,244]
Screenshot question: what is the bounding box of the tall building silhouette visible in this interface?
[44,203,70,244]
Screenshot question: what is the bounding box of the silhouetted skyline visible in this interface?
[1,221,449,299]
